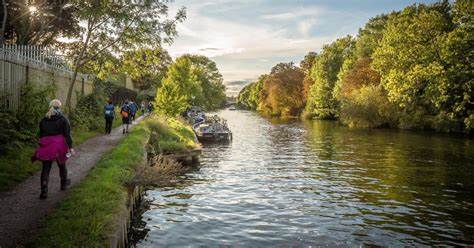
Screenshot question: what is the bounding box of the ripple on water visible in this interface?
[135,110,474,247]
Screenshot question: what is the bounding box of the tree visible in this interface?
[2,0,80,45]
[333,14,389,102]
[300,52,318,100]
[64,0,186,110]
[305,36,355,119]
[155,57,202,116]
[79,50,121,81]
[439,0,474,131]
[299,51,317,73]
[372,1,472,131]
[339,84,398,128]
[259,63,305,117]
[354,14,390,58]
[155,55,226,116]
[336,58,395,128]
[237,75,266,110]
[1,0,7,44]
[249,75,265,109]
[180,54,227,110]
[339,58,380,95]
[237,83,253,109]
[121,47,172,91]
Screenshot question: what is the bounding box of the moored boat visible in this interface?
[193,115,232,143]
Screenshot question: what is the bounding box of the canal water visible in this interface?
[135,109,474,247]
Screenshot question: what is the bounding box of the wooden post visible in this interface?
[25,64,29,85]
[81,77,85,96]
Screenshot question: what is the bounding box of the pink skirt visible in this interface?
[32,135,69,164]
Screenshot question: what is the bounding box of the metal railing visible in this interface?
[0,44,73,73]
[0,45,92,110]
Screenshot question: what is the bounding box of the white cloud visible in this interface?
[298,18,317,37]
[260,7,324,20]
[164,0,441,91]
[165,2,337,84]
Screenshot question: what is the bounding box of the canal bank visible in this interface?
[134,109,474,247]
[0,116,144,248]
[26,115,200,247]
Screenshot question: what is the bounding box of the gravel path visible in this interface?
[0,117,144,248]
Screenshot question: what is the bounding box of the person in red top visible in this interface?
[32,99,74,199]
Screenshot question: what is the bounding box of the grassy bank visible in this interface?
[0,118,122,192]
[146,115,198,154]
[29,115,197,247]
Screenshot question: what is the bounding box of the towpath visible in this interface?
[0,116,144,247]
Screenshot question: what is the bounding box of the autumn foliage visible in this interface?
[339,58,380,95]
[238,0,473,133]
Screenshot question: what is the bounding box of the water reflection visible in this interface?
[135,110,474,247]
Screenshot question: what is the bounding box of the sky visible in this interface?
[165,0,438,96]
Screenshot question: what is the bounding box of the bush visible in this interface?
[396,106,432,130]
[0,111,24,155]
[339,85,398,128]
[430,111,462,133]
[131,154,187,187]
[464,114,474,132]
[0,83,55,155]
[70,94,103,131]
[70,79,109,131]
[16,83,55,138]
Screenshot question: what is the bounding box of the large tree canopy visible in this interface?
[121,47,172,91]
[155,55,226,116]
[300,52,318,99]
[305,36,355,119]
[299,51,318,73]
[64,0,186,109]
[373,1,473,131]
[2,0,80,45]
[258,63,305,117]
[155,57,201,116]
[181,54,227,110]
[237,0,472,133]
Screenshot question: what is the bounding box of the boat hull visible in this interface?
[196,132,232,143]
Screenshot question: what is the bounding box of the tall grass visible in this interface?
[146,115,198,154]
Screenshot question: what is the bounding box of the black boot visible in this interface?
[60,179,71,191]
[40,183,48,199]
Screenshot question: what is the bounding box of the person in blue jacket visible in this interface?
[129,100,138,122]
[104,99,115,134]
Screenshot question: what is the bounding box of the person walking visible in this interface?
[147,102,154,114]
[129,100,138,122]
[32,99,73,199]
[120,100,131,134]
[140,101,146,116]
[104,99,115,134]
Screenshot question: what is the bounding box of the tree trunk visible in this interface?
[65,68,79,112]
[65,17,135,111]
[0,0,7,44]
[65,20,93,111]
